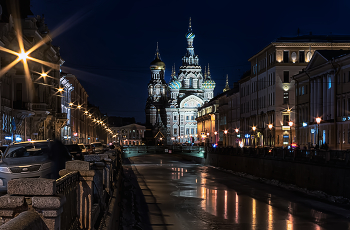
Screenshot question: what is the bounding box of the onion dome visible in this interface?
[150,42,165,70]
[202,63,215,89]
[185,17,195,39]
[202,79,216,89]
[168,64,182,89]
[169,80,182,89]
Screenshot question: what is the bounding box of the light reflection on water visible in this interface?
[168,167,337,230]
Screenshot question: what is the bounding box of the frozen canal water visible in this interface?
[122,154,350,230]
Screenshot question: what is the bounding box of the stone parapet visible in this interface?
[7,179,56,196]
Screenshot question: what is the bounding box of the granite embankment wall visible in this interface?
[182,150,350,199]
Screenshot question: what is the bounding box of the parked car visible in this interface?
[0,140,71,191]
[91,142,104,154]
[65,144,83,160]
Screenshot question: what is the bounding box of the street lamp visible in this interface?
[224,130,228,147]
[252,126,256,148]
[214,131,218,145]
[316,117,321,147]
[268,124,273,147]
[288,121,293,145]
[235,128,239,147]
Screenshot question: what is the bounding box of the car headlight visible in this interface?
[0,167,11,173]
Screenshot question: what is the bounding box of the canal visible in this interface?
[121,154,350,230]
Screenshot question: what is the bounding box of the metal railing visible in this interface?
[56,171,80,230]
[208,147,350,166]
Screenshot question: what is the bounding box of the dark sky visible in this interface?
[31,0,350,123]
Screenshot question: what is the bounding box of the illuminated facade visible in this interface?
[165,18,215,144]
[294,50,350,150]
[0,6,66,144]
[240,35,350,148]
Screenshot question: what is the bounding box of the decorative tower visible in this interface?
[178,17,202,91]
[202,64,216,100]
[223,74,230,92]
[145,43,168,144]
[168,64,182,107]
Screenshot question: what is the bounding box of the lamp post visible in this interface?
[235,128,239,147]
[316,117,321,147]
[252,126,256,148]
[288,121,293,146]
[214,131,217,145]
[224,130,228,147]
[268,124,273,147]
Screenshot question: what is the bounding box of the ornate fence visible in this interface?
[56,171,79,230]
[208,147,350,166]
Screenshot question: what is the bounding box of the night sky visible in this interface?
[31,0,350,123]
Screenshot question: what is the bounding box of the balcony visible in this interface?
[29,103,48,111]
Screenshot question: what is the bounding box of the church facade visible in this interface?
[145,19,215,145]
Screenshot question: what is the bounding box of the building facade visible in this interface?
[240,35,350,148]
[0,4,66,145]
[294,50,350,150]
[111,123,146,146]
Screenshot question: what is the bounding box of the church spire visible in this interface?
[171,64,177,79]
[207,63,211,79]
[155,42,160,59]
[204,66,207,79]
[188,17,192,31]
[223,74,230,92]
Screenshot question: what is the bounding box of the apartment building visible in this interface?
[240,35,350,148]
[294,50,350,150]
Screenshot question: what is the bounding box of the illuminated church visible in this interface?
[145,18,215,145]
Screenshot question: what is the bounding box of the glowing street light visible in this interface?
[252,126,256,148]
[289,121,293,145]
[316,117,321,147]
[235,128,239,133]
[268,124,273,147]
[57,88,64,92]
[77,105,82,109]
[17,51,28,61]
[224,130,228,147]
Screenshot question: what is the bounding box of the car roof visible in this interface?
[12,140,51,145]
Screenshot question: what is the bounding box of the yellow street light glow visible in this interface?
[69,102,73,106]
[214,131,218,135]
[316,117,321,124]
[84,111,88,114]
[288,121,293,127]
[252,126,256,131]
[17,51,28,60]
[41,73,47,77]
[268,124,273,129]
[58,88,64,92]
[89,114,92,117]
[224,130,228,134]
[77,105,82,109]
[235,128,239,133]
